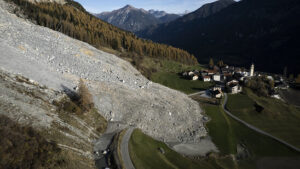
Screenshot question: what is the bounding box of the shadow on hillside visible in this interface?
[192,87,209,91]
[61,84,79,102]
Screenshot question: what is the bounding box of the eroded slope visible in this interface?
[0,0,206,143]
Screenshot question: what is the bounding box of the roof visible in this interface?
[208,70,217,73]
[229,83,239,88]
[223,73,232,76]
[211,90,221,95]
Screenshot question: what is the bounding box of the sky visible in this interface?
[75,0,219,14]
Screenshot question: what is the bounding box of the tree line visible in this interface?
[6,0,198,65]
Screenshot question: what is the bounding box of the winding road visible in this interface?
[117,92,300,169]
[223,93,300,152]
[120,128,135,169]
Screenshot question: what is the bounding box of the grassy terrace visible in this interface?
[143,58,214,94]
[226,88,300,149]
[152,72,214,94]
[202,103,299,169]
[129,129,226,169]
[203,103,298,156]
[129,103,299,169]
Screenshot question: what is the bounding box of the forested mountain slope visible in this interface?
[5,0,197,78]
[139,0,300,74]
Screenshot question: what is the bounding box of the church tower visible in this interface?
[250,63,255,77]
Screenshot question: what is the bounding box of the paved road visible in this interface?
[223,93,300,152]
[94,122,127,169]
[120,128,135,169]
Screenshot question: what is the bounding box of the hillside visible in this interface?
[0,1,207,168]
[139,0,300,75]
[5,0,197,80]
[96,5,179,33]
[138,0,235,37]
[175,0,235,22]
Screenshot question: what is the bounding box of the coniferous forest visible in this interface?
[5,0,198,67]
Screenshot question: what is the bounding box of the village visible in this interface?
[182,60,289,99]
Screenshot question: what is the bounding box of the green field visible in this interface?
[202,103,300,169]
[129,129,222,169]
[226,88,300,149]
[129,103,300,169]
[203,103,298,157]
[151,72,214,94]
[137,58,214,94]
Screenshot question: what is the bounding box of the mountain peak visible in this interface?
[95,6,179,32]
[123,4,134,9]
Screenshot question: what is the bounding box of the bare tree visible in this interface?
[78,79,94,112]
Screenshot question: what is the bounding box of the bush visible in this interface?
[54,79,95,114]
[0,115,63,169]
[78,79,94,112]
[245,76,274,97]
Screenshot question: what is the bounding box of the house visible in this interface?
[211,90,223,98]
[227,83,242,94]
[192,75,199,81]
[201,72,208,77]
[213,74,221,82]
[188,71,194,76]
[223,73,232,81]
[211,86,223,98]
[207,69,217,75]
[226,79,239,85]
[233,73,244,81]
[213,86,222,91]
[221,67,230,74]
[267,76,274,81]
[227,80,242,94]
[235,68,242,74]
[203,76,211,82]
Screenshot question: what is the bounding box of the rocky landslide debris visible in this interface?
[0,0,206,143]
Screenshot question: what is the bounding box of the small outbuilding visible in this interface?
[192,75,199,81]
[203,76,211,82]
[213,74,221,82]
[211,90,223,98]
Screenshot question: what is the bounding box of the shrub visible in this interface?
[0,115,64,169]
[78,79,94,113]
[245,76,274,97]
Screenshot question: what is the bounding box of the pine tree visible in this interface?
[283,66,287,79]
[218,60,224,67]
[209,58,214,69]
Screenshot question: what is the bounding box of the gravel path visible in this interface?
[172,136,218,156]
[223,93,300,152]
[188,91,206,97]
[120,128,135,169]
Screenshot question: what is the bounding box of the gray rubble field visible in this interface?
[0,1,206,143]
